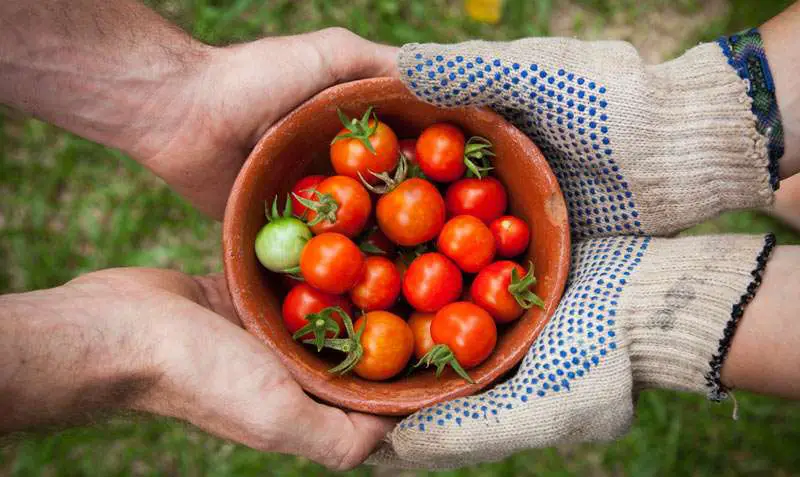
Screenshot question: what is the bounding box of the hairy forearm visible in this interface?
[722,245,800,399]
[0,285,156,433]
[762,1,800,178]
[0,0,209,160]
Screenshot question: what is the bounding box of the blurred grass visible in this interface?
[2,0,800,476]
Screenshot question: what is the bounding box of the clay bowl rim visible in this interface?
[222,77,571,416]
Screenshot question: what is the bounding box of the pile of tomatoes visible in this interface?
[255,107,543,383]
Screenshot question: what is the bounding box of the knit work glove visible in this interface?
[371,31,782,469]
[398,34,781,239]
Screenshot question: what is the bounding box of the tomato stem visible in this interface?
[332,107,378,155]
[464,136,495,179]
[292,306,346,352]
[358,151,408,194]
[311,312,366,375]
[508,261,545,309]
[414,344,474,384]
[292,190,339,227]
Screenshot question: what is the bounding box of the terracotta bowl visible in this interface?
[223,78,570,416]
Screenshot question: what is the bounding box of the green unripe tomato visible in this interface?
[254,216,312,272]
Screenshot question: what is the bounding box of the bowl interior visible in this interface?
[223,78,569,416]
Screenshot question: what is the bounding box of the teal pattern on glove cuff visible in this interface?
[717,28,783,190]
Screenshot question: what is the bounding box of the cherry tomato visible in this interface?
[358,226,396,257]
[303,176,372,238]
[432,302,497,369]
[352,311,414,380]
[349,256,402,311]
[399,138,418,163]
[408,312,436,360]
[445,177,507,224]
[300,233,364,294]
[376,178,445,246]
[437,215,496,273]
[291,175,325,217]
[490,216,531,258]
[331,112,399,184]
[403,252,462,312]
[470,261,528,323]
[415,123,466,182]
[282,283,351,340]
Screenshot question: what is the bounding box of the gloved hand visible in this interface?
[371,30,783,468]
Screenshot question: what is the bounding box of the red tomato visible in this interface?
[349,256,402,311]
[282,283,351,340]
[300,233,364,294]
[304,176,371,238]
[445,177,507,223]
[399,138,418,163]
[432,302,497,369]
[490,216,531,258]
[353,311,414,380]
[376,178,445,246]
[291,175,325,217]
[331,115,399,184]
[359,227,396,257]
[415,123,466,182]
[437,215,496,273]
[408,312,436,360]
[403,252,462,312]
[470,261,529,323]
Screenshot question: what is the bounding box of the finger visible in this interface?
[280,397,396,471]
[307,27,399,83]
[193,273,241,326]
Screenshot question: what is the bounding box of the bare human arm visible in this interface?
[0,0,397,218]
[0,0,398,469]
[0,269,394,470]
[762,1,800,178]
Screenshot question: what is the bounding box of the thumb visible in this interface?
[306,27,399,84]
[282,398,396,471]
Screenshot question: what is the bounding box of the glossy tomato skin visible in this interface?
[349,256,402,311]
[300,233,364,294]
[490,216,531,258]
[399,138,418,163]
[331,120,399,184]
[291,175,325,217]
[377,178,445,246]
[437,215,496,273]
[402,252,462,312]
[416,123,466,182]
[307,176,371,238]
[282,283,351,340]
[353,311,414,380]
[431,302,497,369]
[445,177,507,224]
[408,312,436,360]
[470,261,527,323]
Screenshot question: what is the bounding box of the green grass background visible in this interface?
[2,0,800,475]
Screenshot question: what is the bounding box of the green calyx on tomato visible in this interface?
[464,136,495,179]
[255,196,312,274]
[414,344,474,384]
[333,107,379,155]
[310,312,365,375]
[292,306,345,352]
[292,190,339,227]
[509,262,545,309]
[358,150,408,195]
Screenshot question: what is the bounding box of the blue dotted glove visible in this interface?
[369,37,778,469]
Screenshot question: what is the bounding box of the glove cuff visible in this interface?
[621,234,776,399]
